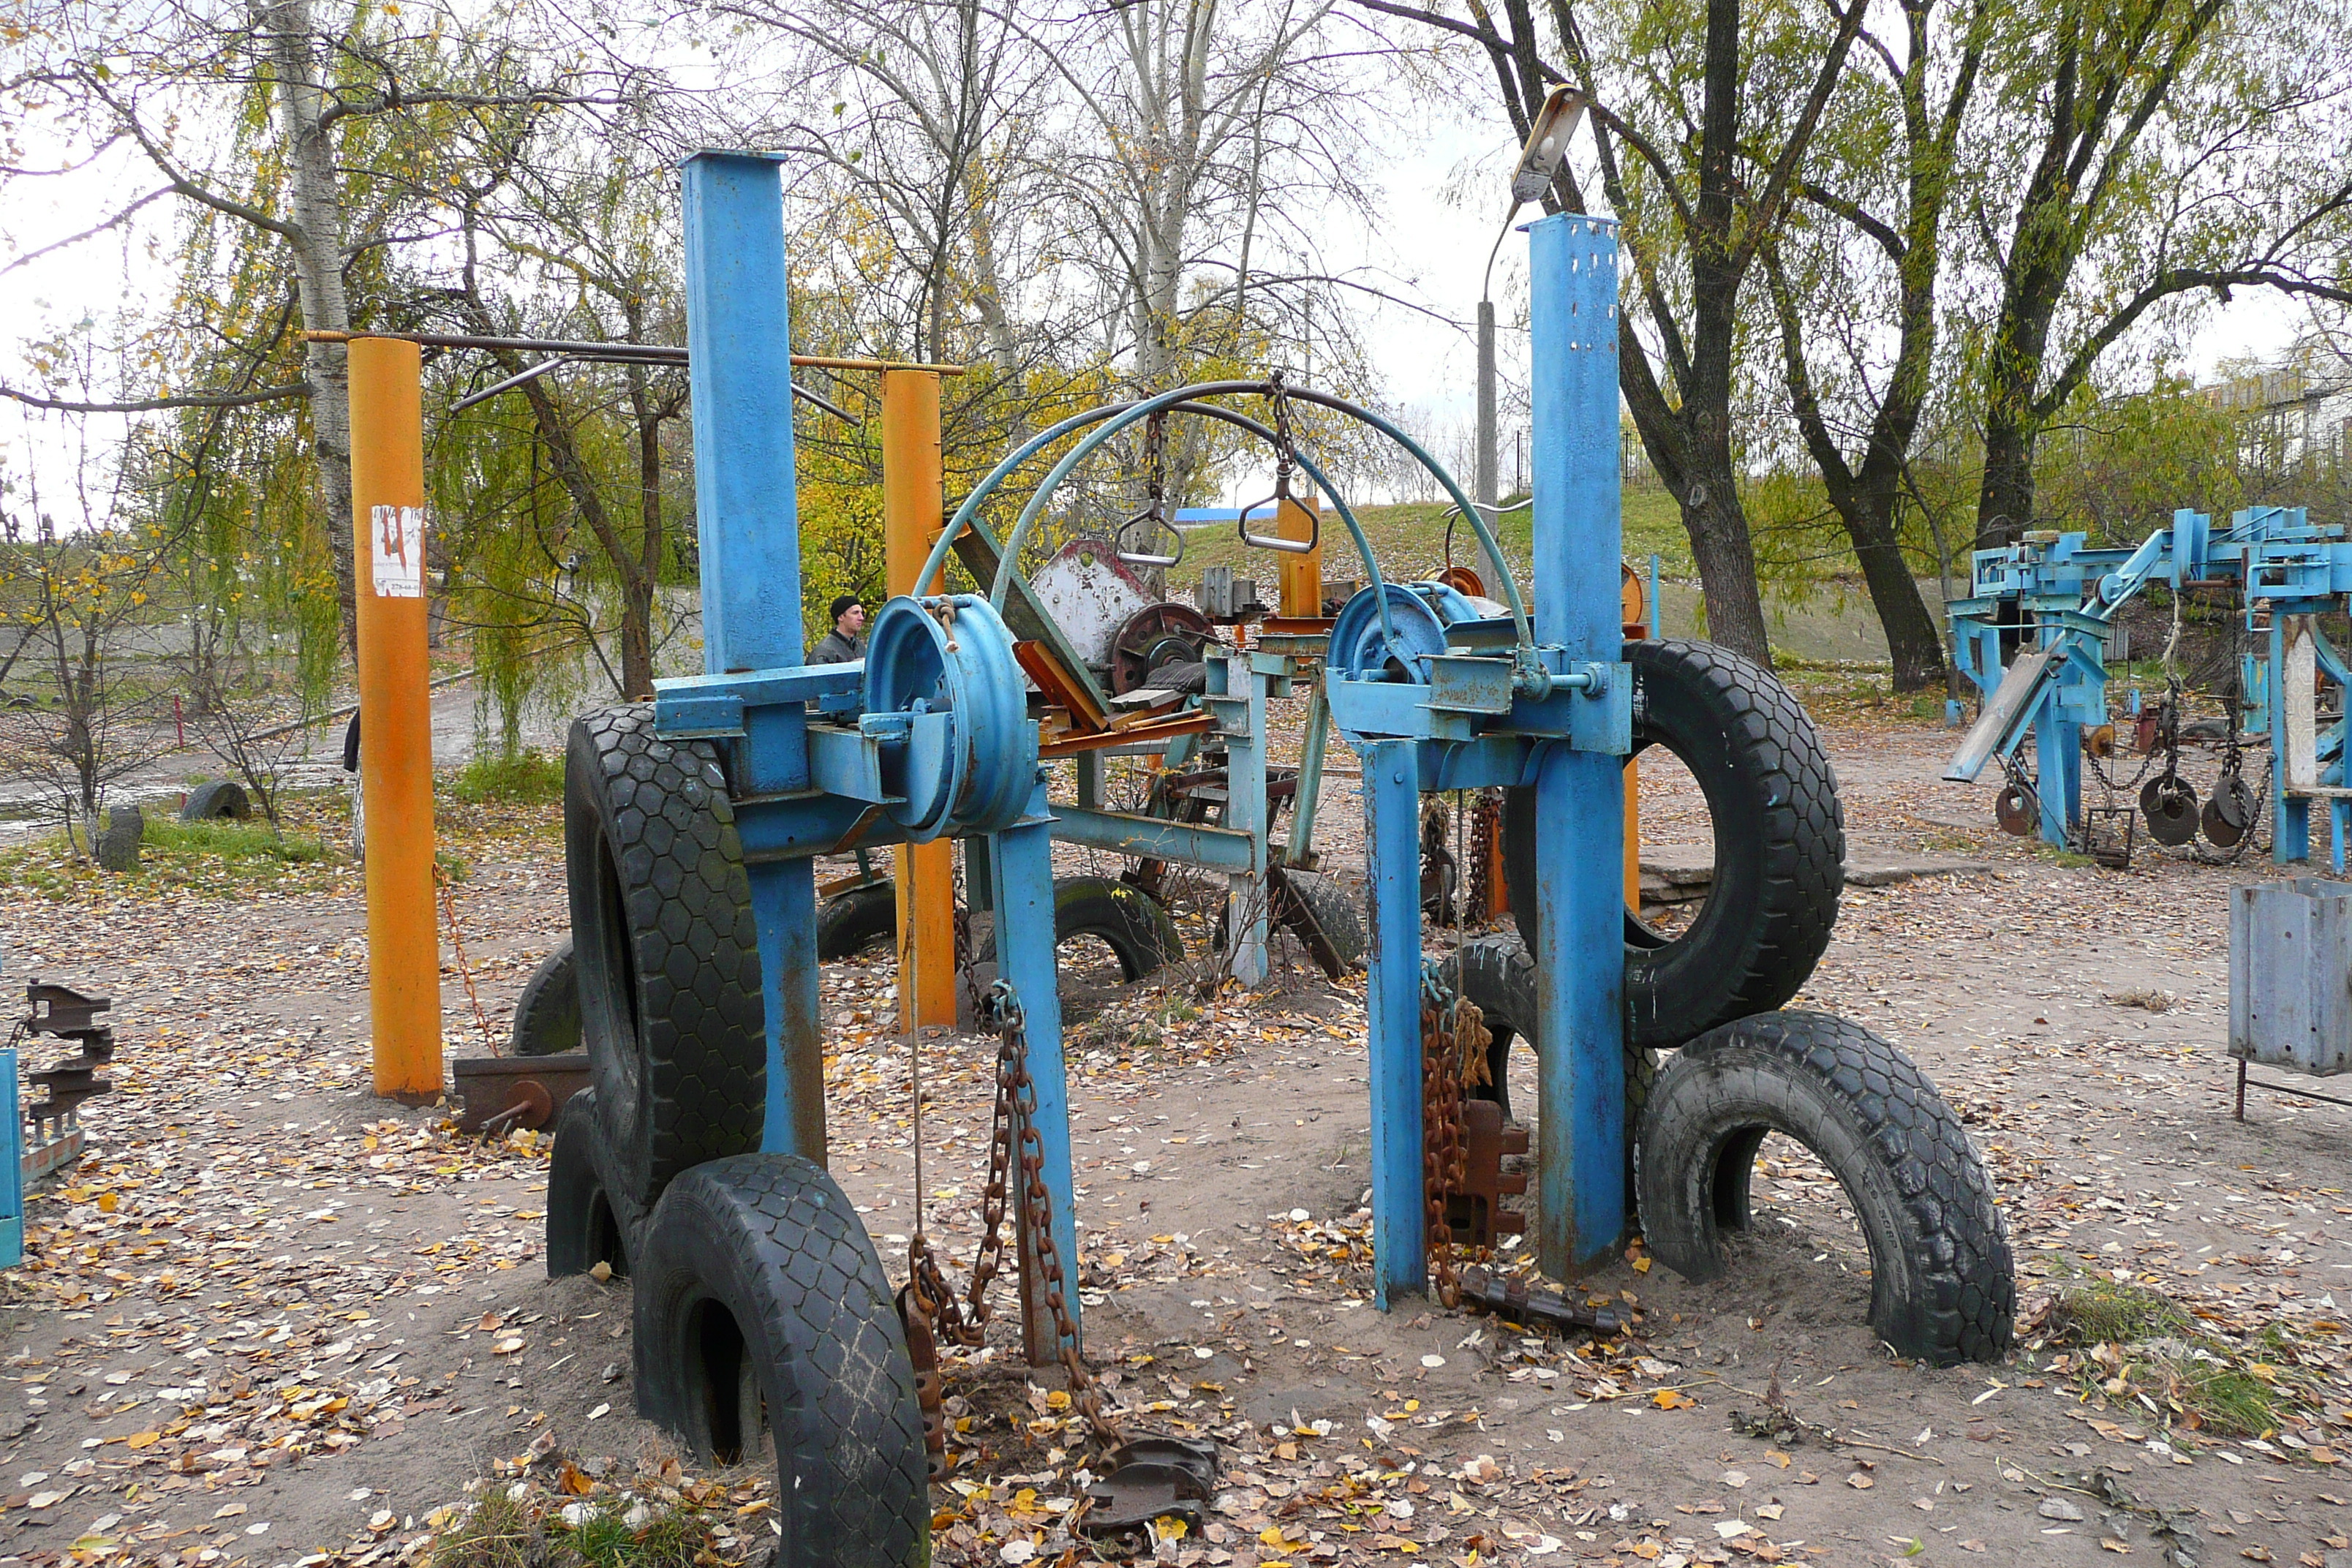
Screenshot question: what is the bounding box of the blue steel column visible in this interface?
[992,778,1081,1362]
[680,151,825,1162]
[1528,212,1628,1278]
[2273,617,2310,864]
[1219,651,1271,985]
[2033,698,2079,849]
[1362,737,1426,1307]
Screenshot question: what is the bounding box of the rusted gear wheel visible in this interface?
[2141,774,2200,846]
[1994,782,2038,836]
[1107,602,1218,695]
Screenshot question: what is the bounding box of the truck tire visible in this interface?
[546,1088,642,1280]
[633,1155,928,1568]
[181,780,252,821]
[968,875,1185,981]
[1507,638,1843,1050]
[1450,932,1658,1126]
[1635,1010,2015,1366]
[565,706,765,1211]
[818,880,900,962]
[510,938,581,1057]
[1278,869,1365,970]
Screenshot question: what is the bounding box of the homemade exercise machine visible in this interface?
[549,148,2016,1568]
[1946,506,2351,865]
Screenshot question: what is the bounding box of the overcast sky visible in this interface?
[0,75,2316,519]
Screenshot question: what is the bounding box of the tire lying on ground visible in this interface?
[181,780,252,821]
[818,879,900,962]
[1506,638,1844,1051]
[633,1154,927,1567]
[565,705,766,1212]
[968,874,1186,981]
[546,1088,644,1279]
[510,937,581,1057]
[1634,1009,2015,1366]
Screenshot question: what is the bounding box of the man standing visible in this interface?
[812,595,867,663]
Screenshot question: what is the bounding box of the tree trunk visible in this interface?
[1975,414,2039,550]
[1842,486,1948,690]
[1678,465,1773,663]
[255,0,357,649]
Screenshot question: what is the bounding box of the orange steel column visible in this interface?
[882,369,957,1029]
[1277,491,1322,617]
[347,338,444,1101]
[1623,762,1640,912]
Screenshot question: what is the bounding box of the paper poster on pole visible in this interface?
[371,505,425,599]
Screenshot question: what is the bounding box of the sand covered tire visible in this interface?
[181,780,252,821]
[633,1154,927,1567]
[1635,1010,2015,1366]
[546,1088,643,1279]
[818,879,900,962]
[969,875,1185,981]
[510,938,581,1057]
[1507,638,1843,1050]
[566,706,765,1211]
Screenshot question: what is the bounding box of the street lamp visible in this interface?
[1479,85,1591,510]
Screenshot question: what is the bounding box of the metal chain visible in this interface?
[432,864,497,1052]
[1420,962,1487,1310]
[904,979,1123,1452]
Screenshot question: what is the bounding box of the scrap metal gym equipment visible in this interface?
[545,149,2016,1568]
[1945,506,2352,867]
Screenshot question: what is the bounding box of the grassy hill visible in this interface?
[1167,486,1691,592]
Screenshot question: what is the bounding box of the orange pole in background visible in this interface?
[348,338,444,1102]
[1276,492,1323,617]
[883,369,958,1030]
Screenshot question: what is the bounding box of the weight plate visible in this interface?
[1995,784,2037,836]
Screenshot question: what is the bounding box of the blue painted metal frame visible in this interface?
[663,151,1079,1349]
[1327,212,1634,1301]
[1947,506,2352,860]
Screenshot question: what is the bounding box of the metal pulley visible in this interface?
[1327,580,1495,684]
[2141,774,2200,846]
[1107,601,1218,695]
[861,594,1036,842]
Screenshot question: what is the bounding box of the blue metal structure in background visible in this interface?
[1946,506,2352,865]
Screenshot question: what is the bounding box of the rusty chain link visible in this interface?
[1421,966,1487,1309]
[903,978,1123,1453]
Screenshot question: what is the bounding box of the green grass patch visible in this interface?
[2042,1278,2194,1346]
[450,749,565,805]
[0,803,353,900]
[430,1490,719,1568]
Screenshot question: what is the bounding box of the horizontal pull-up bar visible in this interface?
[301,330,964,376]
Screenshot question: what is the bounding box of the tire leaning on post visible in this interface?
[1506,638,1845,1051]
[565,706,766,1210]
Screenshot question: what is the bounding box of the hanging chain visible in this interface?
[1266,372,1298,505]
[1420,962,1485,1310]
[433,864,497,1052]
[903,979,1123,1452]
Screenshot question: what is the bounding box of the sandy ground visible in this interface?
[4,680,2351,1568]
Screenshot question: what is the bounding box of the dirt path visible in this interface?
[4,693,2351,1568]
